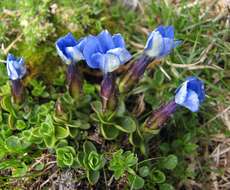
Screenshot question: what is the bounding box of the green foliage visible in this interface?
[0,0,228,189]
[56,146,76,167]
[109,149,137,179]
[109,149,145,189]
[160,155,178,170]
[91,101,136,140]
[77,141,105,185]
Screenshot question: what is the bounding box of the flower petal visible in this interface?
[144,31,163,58]
[66,46,84,62]
[76,37,87,52]
[160,37,174,57]
[179,90,200,112]
[112,34,126,48]
[175,80,188,105]
[56,33,78,64]
[7,61,18,80]
[186,77,205,103]
[83,36,103,69]
[97,30,115,52]
[6,54,26,80]
[107,48,132,64]
[156,25,174,39]
[7,53,15,62]
[56,33,77,54]
[93,53,120,73]
[164,26,174,39]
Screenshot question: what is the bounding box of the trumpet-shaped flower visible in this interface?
[175,77,205,112]
[7,53,26,80]
[56,33,85,64]
[82,30,132,73]
[144,25,181,58]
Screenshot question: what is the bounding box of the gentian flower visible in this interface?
[6,53,26,104]
[144,25,181,58]
[175,77,205,112]
[56,33,85,64]
[55,33,85,101]
[119,25,181,93]
[6,53,26,80]
[144,76,205,133]
[82,30,131,111]
[83,30,132,73]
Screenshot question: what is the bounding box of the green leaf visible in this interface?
[12,162,27,177]
[69,128,79,138]
[0,64,8,85]
[87,151,104,171]
[56,146,76,167]
[5,136,22,152]
[43,135,56,148]
[30,80,48,97]
[129,129,143,147]
[83,141,97,156]
[87,170,100,185]
[109,149,138,180]
[55,139,68,148]
[138,166,150,177]
[55,126,69,139]
[159,183,175,190]
[0,82,11,96]
[100,124,119,140]
[34,163,45,171]
[114,116,136,133]
[83,82,96,95]
[68,120,90,130]
[116,98,125,117]
[128,174,145,190]
[124,151,138,167]
[184,143,198,154]
[161,155,178,170]
[27,128,43,144]
[77,152,85,167]
[8,114,15,128]
[151,170,166,183]
[16,120,27,130]
[1,95,16,117]
[39,122,54,137]
[90,113,100,122]
[91,101,103,116]
[153,68,164,86]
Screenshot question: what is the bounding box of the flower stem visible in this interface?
[119,54,154,93]
[67,63,82,101]
[143,100,177,133]
[11,79,24,104]
[100,72,117,112]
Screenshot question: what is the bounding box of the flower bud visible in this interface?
[6,53,26,104]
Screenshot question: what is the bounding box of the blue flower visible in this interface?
[82,30,132,73]
[144,25,181,58]
[6,53,26,80]
[56,33,85,64]
[175,77,205,112]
